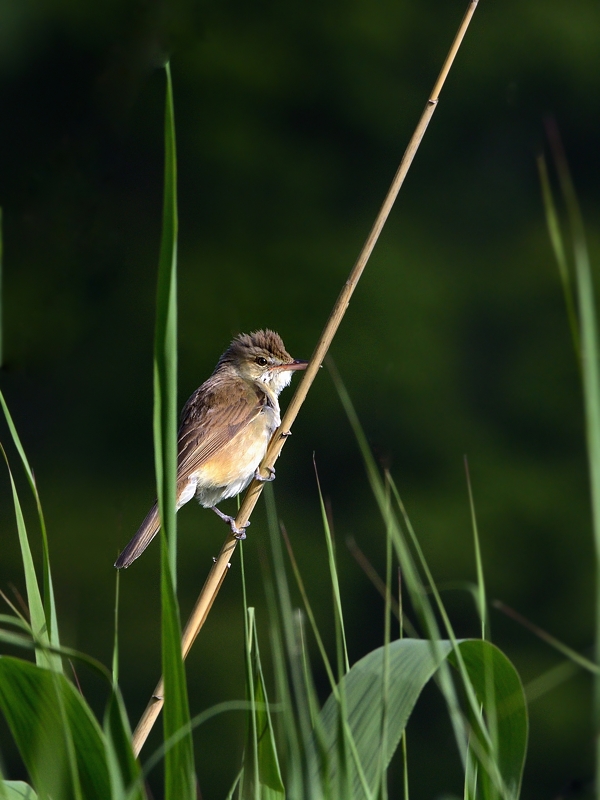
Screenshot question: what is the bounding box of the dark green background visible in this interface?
[1,1,599,797]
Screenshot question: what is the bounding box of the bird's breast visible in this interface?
[194,406,278,506]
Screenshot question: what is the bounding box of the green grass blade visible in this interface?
[328,362,520,796]
[154,61,179,585]
[313,458,350,675]
[112,571,120,685]
[239,545,260,800]
[280,524,337,693]
[326,360,469,764]
[0,445,59,671]
[401,732,409,800]
[225,769,243,800]
[388,480,506,792]
[265,486,372,799]
[463,458,488,641]
[537,153,580,360]
[544,124,600,789]
[239,576,284,799]
[0,390,61,663]
[313,460,355,796]
[259,501,304,798]
[252,655,285,798]
[154,62,195,800]
[378,479,394,800]
[248,596,285,800]
[160,546,195,799]
[104,689,146,800]
[264,484,312,794]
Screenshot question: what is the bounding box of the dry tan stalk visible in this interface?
[132,0,480,757]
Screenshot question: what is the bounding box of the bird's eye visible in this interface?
[255,356,268,366]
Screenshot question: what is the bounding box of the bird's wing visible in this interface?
[176,377,268,488]
[114,377,267,570]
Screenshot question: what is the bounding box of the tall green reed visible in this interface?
[152,61,195,800]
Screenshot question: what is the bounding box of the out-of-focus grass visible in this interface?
[538,123,600,796]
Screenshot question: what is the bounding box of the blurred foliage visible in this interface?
[0,0,599,797]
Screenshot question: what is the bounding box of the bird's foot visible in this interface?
[211,506,250,539]
[254,465,276,482]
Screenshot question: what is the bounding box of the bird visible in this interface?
[114,330,307,568]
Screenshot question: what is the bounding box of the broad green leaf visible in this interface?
[448,640,528,800]
[317,638,451,797]
[0,657,111,800]
[154,61,195,800]
[1,782,38,800]
[316,639,527,799]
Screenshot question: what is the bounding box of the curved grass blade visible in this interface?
[543,123,600,785]
[537,153,580,360]
[313,457,349,675]
[0,446,57,671]
[0,393,61,668]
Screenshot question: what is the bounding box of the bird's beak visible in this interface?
[272,359,309,371]
[288,359,309,371]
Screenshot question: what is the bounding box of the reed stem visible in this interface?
[132,0,480,756]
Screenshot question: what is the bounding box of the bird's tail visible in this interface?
[115,503,161,569]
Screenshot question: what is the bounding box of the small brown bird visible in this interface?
[115,330,307,568]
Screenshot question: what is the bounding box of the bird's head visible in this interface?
[219,329,308,395]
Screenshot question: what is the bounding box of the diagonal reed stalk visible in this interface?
[132,0,481,756]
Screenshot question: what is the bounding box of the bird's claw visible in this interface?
[211,506,250,539]
[227,515,250,538]
[224,514,250,539]
[254,466,276,483]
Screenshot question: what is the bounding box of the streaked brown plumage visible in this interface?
[115,330,307,569]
